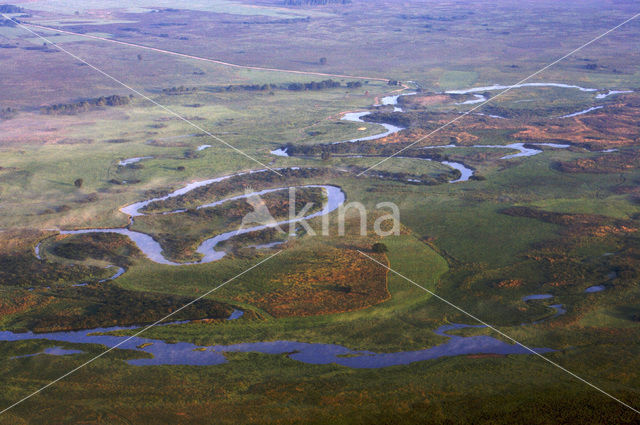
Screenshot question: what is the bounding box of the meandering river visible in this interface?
[57,179,345,266]
[0,322,553,368]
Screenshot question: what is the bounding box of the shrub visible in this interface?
[371,242,388,253]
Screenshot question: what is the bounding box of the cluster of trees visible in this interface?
[224,83,277,92]
[398,13,471,22]
[0,107,16,119]
[229,17,310,26]
[351,166,454,185]
[0,4,23,26]
[277,141,461,184]
[371,242,388,253]
[284,0,350,5]
[280,138,449,159]
[286,80,341,91]
[0,4,24,13]
[220,79,363,93]
[0,17,16,27]
[162,86,197,95]
[41,94,133,115]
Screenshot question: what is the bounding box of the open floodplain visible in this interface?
[1,0,640,423]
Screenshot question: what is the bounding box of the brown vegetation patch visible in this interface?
[235,246,389,317]
[495,279,523,288]
[501,99,640,148]
[368,93,640,151]
[556,151,640,174]
[0,291,50,317]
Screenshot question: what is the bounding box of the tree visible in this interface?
[371,242,388,253]
[74,178,83,188]
[319,57,327,65]
[321,150,331,161]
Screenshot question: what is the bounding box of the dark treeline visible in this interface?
[350,166,455,185]
[280,139,453,161]
[0,4,24,13]
[364,110,456,129]
[0,106,16,119]
[221,17,311,25]
[41,94,133,115]
[284,0,350,5]
[162,86,197,95]
[398,13,472,22]
[161,80,364,95]
[218,79,361,92]
[276,142,460,184]
[481,104,596,120]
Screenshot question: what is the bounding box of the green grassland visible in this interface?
[1,0,640,423]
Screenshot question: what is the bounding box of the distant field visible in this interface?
[12,0,330,18]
